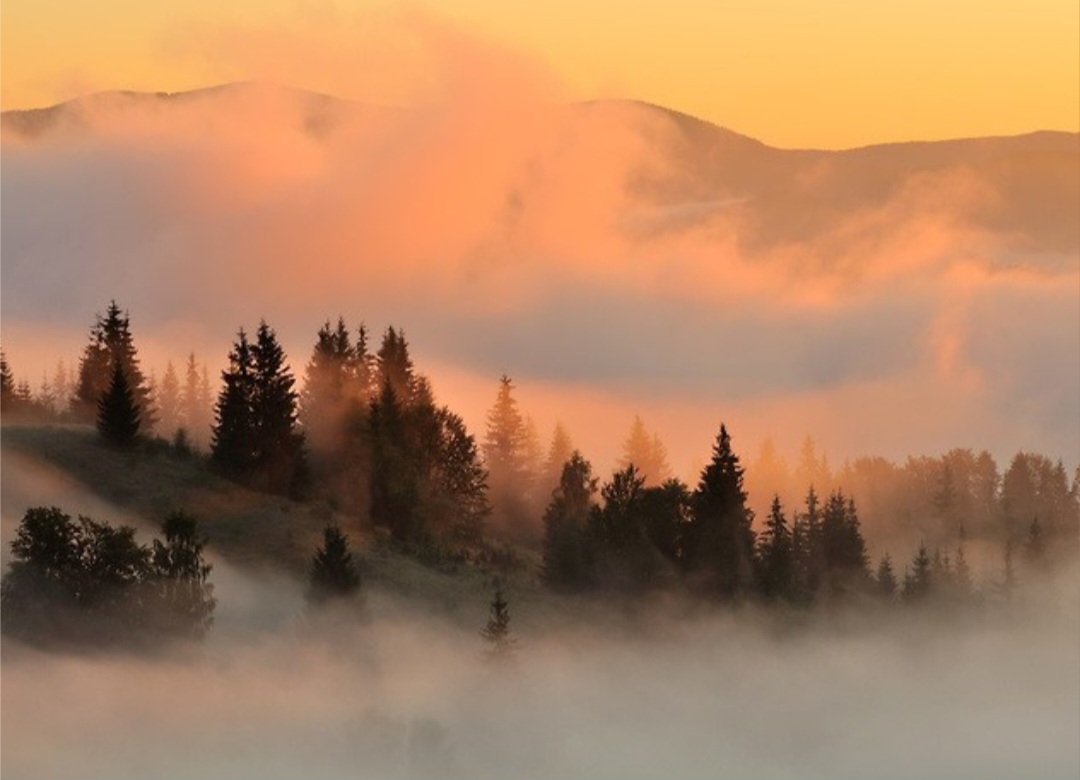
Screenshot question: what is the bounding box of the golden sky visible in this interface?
[2,0,1078,148]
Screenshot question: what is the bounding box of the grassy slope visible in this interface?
[0,424,576,627]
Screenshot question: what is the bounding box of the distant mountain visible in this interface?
[4,82,1077,253]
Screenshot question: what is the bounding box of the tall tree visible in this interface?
[876,555,898,601]
[1,348,16,414]
[301,318,356,457]
[619,416,671,486]
[542,452,596,591]
[157,361,181,439]
[367,378,420,542]
[376,326,416,403]
[684,424,756,600]
[429,408,490,547]
[212,330,257,478]
[96,361,141,447]
[72,301,154,426]
[306,525,362,607]
[756,495,794,601]
[902,542,933,603]
[483,375,534,540]
[250,321,307,497]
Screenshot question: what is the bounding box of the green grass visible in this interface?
[0,424,578,628]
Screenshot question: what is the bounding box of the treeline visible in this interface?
[3,301,1077,612]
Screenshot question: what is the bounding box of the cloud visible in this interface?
[1,9,1077,475]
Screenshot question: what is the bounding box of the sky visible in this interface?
[2,0,1078,148]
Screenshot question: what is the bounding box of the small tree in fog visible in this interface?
[97,361,141,447]
[756,495,795,601]
[875,555,898,601]
[480,584,518,663]
[902,542,933,603]
[307,525,362,606]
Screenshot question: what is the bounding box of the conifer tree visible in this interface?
[73,301,154,426]
[157,361,181,439]
[306,525,362,606]
[376,327,416,403]
[483,374,534,540]
[756,495,794,601]
[96,361,141,447]
[542,452,596,590]
[367,379,420,542]
[301,318,357,456]
[876,555,898,600]
[903,542,933,603]
[430,408,490,546]
[250,321,307,497]
[684,424,756,600]
[480,584,517,663]
[212,330,256,478]
[619,416,671,486]
[1,348,15,413]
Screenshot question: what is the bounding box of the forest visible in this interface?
[1,299,1078,651]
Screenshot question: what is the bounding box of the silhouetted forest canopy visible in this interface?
[2,300,1078,648]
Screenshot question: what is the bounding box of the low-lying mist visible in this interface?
[4,579,1078,780]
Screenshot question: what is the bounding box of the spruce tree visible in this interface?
[430,408,490,546]
[158,361,181,439]
[376,326,416,403]
[212,330,257,479]
[480,584,518,663]
[96,361,141,447]
[250,321,307,497]
[301,318,356,457]
[541,422,575,498]
[542,452,596,590]
[756,495,794,601]
[306,525,362,606]
[368,378,420,542]
[903,542,933,603]
[684,424,756,600]
[619,416,671,486]
[483,374,534,540]
[1,348,15,413]
[73,301,154,426]
[876,555,898,600]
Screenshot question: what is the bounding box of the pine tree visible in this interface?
[1,348,16,413]
[212,330,256,479]
[430,408,490,547]
[619,416,671,486]
[541,422,575,499]
[96,361,141,447]
[876,555,898,600]
[542,452,596,590]
[158,361,181,439]
[480,584,518,663]
[903,542,933,603]
[301,318,357,457]
[483,374,534,540]
[250,321,307,497]
[72,301,154,426]
[756,495,794,601]
[52,359,71,418]
[376,326,416,403]
[367,379,421,542]
[306,525,362,606]
[684,424,756,600]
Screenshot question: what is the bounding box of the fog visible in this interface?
[2,11,1078,476]
[3,443,1079,779]
[3,562,1078,779]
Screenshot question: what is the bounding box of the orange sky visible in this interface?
[2,0,1077,148]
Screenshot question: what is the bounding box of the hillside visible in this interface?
[0,424,568,627]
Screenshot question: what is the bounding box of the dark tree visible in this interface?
[640,478,691,565]
[307,525,362,606]
[791,486,825,601]
[542,452,596,590]
[72,301,154,426]
[376,326,416,403]
[251,321,307,496]
[0,347,14,413]
[875,555,898,601]
[756,495,795,601]
[96,361,141,447]
[683,424,756,600]
[588,465,662,590]
[212,329,257,478]
[819,491,870,596]
[150,511,216,640]
[480,584,518,663]
[301,318,358,457]
[903,542,933,603]
[367,378,421,542]
[429,408,490,547]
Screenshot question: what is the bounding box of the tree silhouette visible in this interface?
[157,361,181,439]
[684,424,755,600]
[542,452,596,590]
[903,542,933,603]
[0,348,15,413]
[483,374,535,541]
[480,584,518,663]
[756,495,794,601]
[73,301,154,426]
[875,555,898,601]
[212,329,256,478]
[251,321,307,497]
[307,525,362,606]
[96,361,141,447]
[150,511,216,640]
[619,416,671,486]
